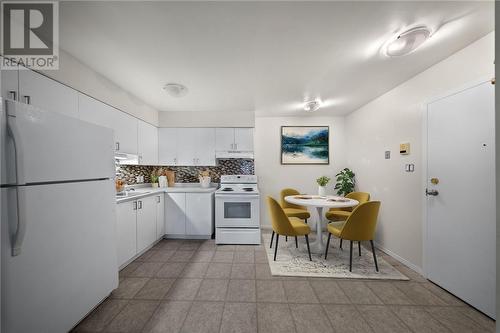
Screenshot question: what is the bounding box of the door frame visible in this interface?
[421,75,494,278]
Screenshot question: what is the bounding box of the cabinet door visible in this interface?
[138,120,158,165]
[156,194,165,240]
[19,68,79,118]
[136,196,157,253]
[116,201,137,267]
[79,93,138,154]
[1,66,19,100]
[215,128,234,151]
[165,193,186,235]
[234,128,254,151]
[185,193,213,236]
[158,128,178,165]
[112,110,138,154]
[196,128,216,166]
[177,128,197,166]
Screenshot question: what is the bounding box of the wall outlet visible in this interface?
[385,151,391,159]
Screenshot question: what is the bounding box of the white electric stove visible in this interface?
[215,175,261,244]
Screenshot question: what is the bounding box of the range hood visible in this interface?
[216,151,254,159]
[115,152,139,165]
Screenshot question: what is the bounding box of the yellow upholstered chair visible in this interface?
[267,197,312,261]
[279,188,311,245]
[324,201,381,272]
[325,192,370,221]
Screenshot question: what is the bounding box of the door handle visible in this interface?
[426,189,439,196]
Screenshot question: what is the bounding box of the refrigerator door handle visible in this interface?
[11,187,27,256]
[6,101,28,256]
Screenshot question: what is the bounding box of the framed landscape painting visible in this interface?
[281,126,329,165]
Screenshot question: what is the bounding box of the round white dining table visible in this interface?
[284,195,359,254]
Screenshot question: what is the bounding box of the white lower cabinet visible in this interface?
[116,200,138,267]
[116,194,162,268]
[136,196,157,253]
[165,192,214,238]
[165,193,186,236]
[156,194,165,240]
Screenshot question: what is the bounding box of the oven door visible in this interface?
[215,195,260,228]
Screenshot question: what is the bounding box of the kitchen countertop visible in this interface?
[116,183,218,203]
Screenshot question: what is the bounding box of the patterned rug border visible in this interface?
[265,234,409,281]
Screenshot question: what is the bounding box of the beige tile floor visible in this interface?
[72,235,495,333]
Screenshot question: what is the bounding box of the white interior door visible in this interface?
[426,80,495,318]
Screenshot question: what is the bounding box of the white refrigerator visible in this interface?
[1,98,119,332]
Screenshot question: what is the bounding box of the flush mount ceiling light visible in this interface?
[163,83,188,97]
[385,26,431,57]
[304,100,321,112]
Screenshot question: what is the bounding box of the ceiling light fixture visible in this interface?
[304,100,321,112]
[163,83,188,97]
[385,26,431,57]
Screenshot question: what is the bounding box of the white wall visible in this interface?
[345,32,494,272]
[255,116,346,227]
[41,50,159,126]
[159,111,255,127]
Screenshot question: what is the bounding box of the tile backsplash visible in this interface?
[117,159,254,184]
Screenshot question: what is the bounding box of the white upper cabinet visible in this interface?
[177,128,198,166]
[78,93,138,154]
[159,128,215,166]
[215,128,253,151]
[138,120,158,165]
[18,69,79,119]
[1,66,19,100]
[158,128,178,165]
[195,128,216,166]
[234,128,254,151]
[215,128,234,151]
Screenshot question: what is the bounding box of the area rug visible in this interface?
[264,233,408,280]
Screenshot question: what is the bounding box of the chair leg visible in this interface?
[349,241,353,272]
[340,239,343,250]
[370,240,379,272]
[358,241,361,256]
[286,236,288,242]
[305,218,308,224]
[325,233,331,259]
[270,231,275,249]
[295,236,298,248]
[274,234,279,261]
[305,235,312,261]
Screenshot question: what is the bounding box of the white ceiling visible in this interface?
[59,1,494,116]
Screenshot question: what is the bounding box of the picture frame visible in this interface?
[281,126,330,165]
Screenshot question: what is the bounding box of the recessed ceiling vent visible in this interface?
[386,26,431,57]
[163,83,188,97]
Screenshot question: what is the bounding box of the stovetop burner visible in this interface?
[242,188,254,192]
[221,188,234,192]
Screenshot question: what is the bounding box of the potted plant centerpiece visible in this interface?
[316,176,331,196]
[151,172,159,188]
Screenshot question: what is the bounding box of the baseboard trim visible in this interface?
[374,241,424,276]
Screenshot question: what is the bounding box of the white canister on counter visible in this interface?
[158,176,167,188]
[199,176,211,188]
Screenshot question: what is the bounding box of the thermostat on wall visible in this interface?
[400,142,410,155]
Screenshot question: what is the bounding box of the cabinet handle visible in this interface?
[8,90,17,101]
[234,143,237,150]
[115,142,120,151]
[193,158,196,165]
[231,143,234,150]
[173,158,177,165]
[22,95,31,105]
[133,201,137,210]
[157,196,161,203]
[138,200,143,209]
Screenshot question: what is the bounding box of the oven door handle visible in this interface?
[216,194,260,199]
